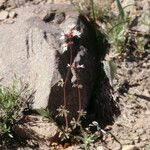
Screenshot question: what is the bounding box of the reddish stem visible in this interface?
[63,42,73,128]
[73,68,81,111]
[63,42,73,108]
[63,35,82,127]
[68,42,81,111]
[63,68,71,109]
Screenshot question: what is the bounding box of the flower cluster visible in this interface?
[60,28,81,53]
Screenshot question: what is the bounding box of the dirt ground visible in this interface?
[101,0,150,149]
[100,50,150,150]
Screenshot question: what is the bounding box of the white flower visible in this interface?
[78,84,83,89]
[67,64,70,68]
[72,84,83,89]
[89,121,100,131]
[67,64,74,68]
[72,29,81,37]
[92,121,99,126]
[61,43,68,53]
[77,64,85,68]
[72,84,78,88]
[57,79,64,87]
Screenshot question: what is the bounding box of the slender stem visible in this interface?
[64,114,69,130]
[68,42,81,112]
[63,34,82,128]
[63,42,73,108]
[90,0,96,22]
[63,68,71,109]
[73,68,81,111]
[63,41,73,129]
[69,42,82,124]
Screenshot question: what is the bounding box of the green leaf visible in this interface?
[115,0,125,21]
[35,109,49,118]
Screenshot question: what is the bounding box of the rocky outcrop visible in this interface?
[0,4,99,119]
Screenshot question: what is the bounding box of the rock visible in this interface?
[65,145,81,150]
[136,128,145,135]
[9,11,17,18]
[145,110,150,115]
[13,115,58,141]
[122,145,139,150]
[0,10,8,20]
[0,4,100,119]
[96,146,105,150]
[142,89,150,97]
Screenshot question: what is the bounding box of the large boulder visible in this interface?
[0,4,99,119]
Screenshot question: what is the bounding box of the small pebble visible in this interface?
[0,10,8,21]
[136,128,145,135]
[122,145,139,150]
[145,110,150,115]
[97,146,105,150]
[9,11,17,18]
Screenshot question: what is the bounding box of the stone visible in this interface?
[142,89,150,97]
[65,146,81,150]
[0,4,100,119]
[136,128,145,135]
[96,146,105,150]
[145,110,150,115]
[13,115,58,141]
[9,11,17,18]
[122,145,139,150]
[0,10,8,21]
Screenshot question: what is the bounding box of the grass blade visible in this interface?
[115,0,125,21]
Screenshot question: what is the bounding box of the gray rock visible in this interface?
[0,4,99,119]
[0,10,8,20]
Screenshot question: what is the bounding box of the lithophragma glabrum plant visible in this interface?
[57,26,86,140]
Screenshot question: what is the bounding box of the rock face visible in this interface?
[0,4,99,118]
